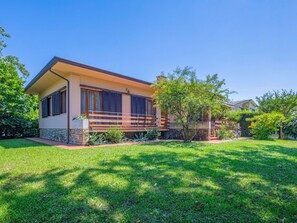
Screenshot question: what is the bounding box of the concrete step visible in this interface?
[210,136,220,140]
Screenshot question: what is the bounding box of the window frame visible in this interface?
[81,88,103,116]
[146,98,156,116]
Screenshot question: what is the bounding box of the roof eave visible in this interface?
[24,57,60,92]
[25,56,153,93]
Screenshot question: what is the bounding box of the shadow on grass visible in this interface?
[143,140,208,149]
[0,142,296,222]
[0,138,48,149]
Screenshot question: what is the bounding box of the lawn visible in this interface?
[0,139,296,222]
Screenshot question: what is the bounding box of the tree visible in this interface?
[247,112,286,140]
[256,90,297,139]
[153,67,231,142]
[226,110,259,137]
[0,26,38,138]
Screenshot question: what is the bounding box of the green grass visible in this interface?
[0,139,296,222]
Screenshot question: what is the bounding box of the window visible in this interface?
[89,91,95,111]
[41,88,66,118]
[81,89,102,114]
[81,89,87,113]
[131,96,155,115]
[146,99,155,115]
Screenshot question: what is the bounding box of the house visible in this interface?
[25,57,211,144]
[224,99,257,111]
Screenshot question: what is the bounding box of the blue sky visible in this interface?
[1,0,297,100]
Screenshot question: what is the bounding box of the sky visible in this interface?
[1,0,297,101]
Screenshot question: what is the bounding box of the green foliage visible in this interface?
[0,27,38,138]
[73,114,87,120]
[133,132,148,142]
[226,110,259,137]
[256,90,297,139]
[0,27,10,56]
[88,132,105,145]
[145,128,160,140]
[256,90,297,118]
[104,127,124,143]
[153,67,231,142]
[248,112,286,140]
[215,124,236,140]
[284,118,297,139]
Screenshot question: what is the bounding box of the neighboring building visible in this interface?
[224,99,257,111]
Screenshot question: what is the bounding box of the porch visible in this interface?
[86,111,169,132]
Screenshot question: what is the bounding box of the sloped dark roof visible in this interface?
[25,56,152,92]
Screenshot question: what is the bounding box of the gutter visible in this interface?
[49,69,70,144]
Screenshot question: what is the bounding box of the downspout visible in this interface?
[49,69,70,144]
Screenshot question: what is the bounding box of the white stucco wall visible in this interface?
[38,72,155,130]
[39,78,68,129]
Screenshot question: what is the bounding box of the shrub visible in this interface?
[284,118,297,139]
[226,110,259,137]
[216,124,236,140]
[88,132,105,145]
[73,114,87,120]
[247,112,286,140]
[133,132,148,142]
[145,128,160,140]
[104,127,124,143]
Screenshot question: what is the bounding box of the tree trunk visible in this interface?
[279,125,283,140]
[182,124,190,142]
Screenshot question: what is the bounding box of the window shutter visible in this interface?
[102,91,109,112]
[42,98,48,118]
[61,91,66,113]
[131,95,146,115]
[102,91,122,113]
[52,91,61,116]
[113,93,121,113]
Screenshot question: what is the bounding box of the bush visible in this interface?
[133,132,148,142]
[226,110,259,137]
[104,127,124,143]
[284,118,297,139]
[145,128,160,140]
[248,112,286,140]
[216,124,236,140]
[88,132,105,145]
[73,114,87,120]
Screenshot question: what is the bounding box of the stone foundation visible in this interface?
[168,128,210,141]
[69,129,89,145]
[40,128,68,143]
[40,128,210,145]
[40,128,89,145]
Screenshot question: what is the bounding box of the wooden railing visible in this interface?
[87,111,168,131]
